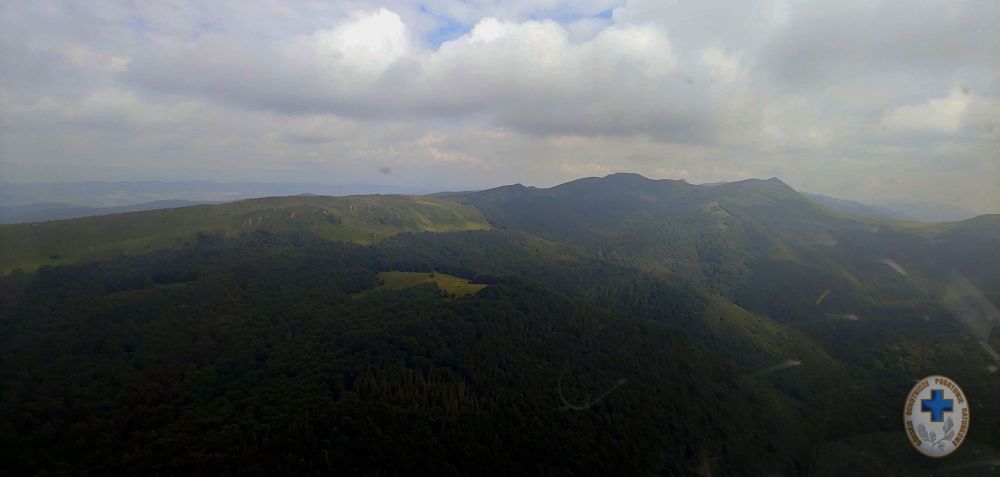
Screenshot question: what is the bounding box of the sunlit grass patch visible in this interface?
[378,271,487,296]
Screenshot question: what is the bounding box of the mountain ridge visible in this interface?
[2,172,998,474]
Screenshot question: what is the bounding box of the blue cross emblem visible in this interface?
[921,389,953,422]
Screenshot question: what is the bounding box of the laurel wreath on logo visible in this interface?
[917,417,955,452]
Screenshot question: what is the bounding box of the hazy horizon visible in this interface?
[2,1,998,214]
[1,173,991,223]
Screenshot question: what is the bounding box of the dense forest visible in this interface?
[2,175,998,475]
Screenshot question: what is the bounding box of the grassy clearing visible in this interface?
[377,271,488,296]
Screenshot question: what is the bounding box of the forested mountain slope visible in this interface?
[2,174,998,475]
[463,174,1000,320]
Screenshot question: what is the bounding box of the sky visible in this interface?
[1,0,998,212]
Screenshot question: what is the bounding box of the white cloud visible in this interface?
[125,10,700,140]
[881,88,972,135]
[311,8,412,76]
[416,133,484,165]
[653,167,690,179]
[1,0,998,212]
[559,161,615,177]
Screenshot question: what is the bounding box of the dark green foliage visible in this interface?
[2,175,999,476]
[1,231,845,475]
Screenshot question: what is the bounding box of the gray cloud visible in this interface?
[122,12,715,142]
[1,0,998,213]
[758,0,1000,90]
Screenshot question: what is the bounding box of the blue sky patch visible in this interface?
[426,18,469,48]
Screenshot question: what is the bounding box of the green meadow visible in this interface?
[377,271,488,296]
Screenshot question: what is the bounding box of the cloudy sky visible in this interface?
[1,0,998,211]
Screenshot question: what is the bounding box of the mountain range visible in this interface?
[0,200,221,224]
[0,181,430,208]
[1,173,997,475]
[0,179,984,224]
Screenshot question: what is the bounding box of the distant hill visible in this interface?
[0,200,219,224]
[800,192,909,221]
[0,194,489,273]
[706,182,981,223]
[877,200,980,222]
[799,191,981,222]
[0,181,429,207]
